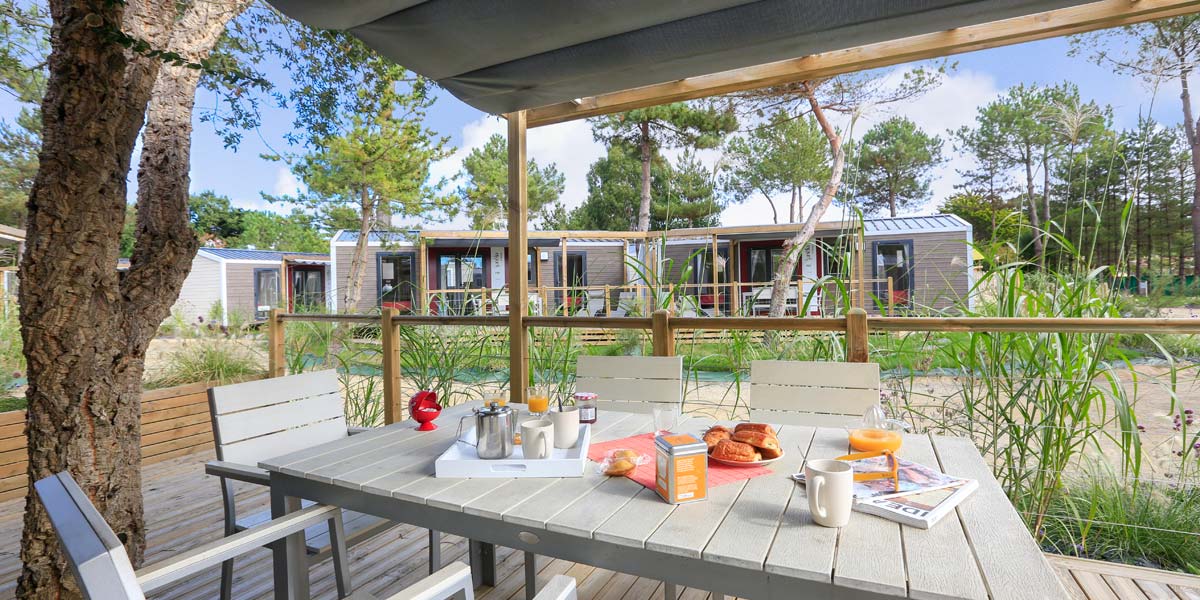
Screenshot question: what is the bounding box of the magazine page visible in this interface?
[795,455,968,501]
[858,479,979,528]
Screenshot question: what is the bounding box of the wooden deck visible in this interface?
[0,448,1196,600]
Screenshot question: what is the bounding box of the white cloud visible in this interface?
[272,166,303,197]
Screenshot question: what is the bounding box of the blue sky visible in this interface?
[1,31,1182,229]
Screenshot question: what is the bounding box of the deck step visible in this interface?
[1047,554,1200,600]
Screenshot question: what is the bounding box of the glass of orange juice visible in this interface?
[527,386,550,416]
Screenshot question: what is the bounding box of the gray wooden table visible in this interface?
[259,403,1068,600]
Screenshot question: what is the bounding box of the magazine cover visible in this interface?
[794,455,968,501]
[857,479,979,528]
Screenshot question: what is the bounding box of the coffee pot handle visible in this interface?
[455,415,476,447]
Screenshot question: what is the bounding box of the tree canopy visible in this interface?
[459,133,565,229]
[846,116,944,217]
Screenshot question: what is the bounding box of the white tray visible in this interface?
[434,424,592,478]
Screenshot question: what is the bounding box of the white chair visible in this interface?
[205,371,432,600]
[574,355,683,414]
[37,471,579,600]
[749,360,881,426]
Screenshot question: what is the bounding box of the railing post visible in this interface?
[381,307,402,424]
[652,309,674,357]
[846,307,869,363]
[268,308,285,378]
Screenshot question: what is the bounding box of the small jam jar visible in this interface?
[574,392,598,424]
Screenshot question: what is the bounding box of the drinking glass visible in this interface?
[653,405,679,435]
[527,386,550,417]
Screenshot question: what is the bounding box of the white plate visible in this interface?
[708,451,784,467]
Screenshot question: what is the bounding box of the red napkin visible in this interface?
[588,432,774,491]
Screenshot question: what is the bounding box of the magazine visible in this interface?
[856,479,979,529]
[793,455,969,501]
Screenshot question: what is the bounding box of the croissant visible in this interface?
[733,423,777,437]
[731,429,783,459]
[710,439,758,462]
[703,426,731,452]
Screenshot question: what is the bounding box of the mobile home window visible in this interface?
[748,247,795,283]
[872,240,914,307]
[253,268,281,321]
[379,253,417,312]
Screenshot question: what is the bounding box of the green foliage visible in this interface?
[397,325,496,407]
[721,111,828,224]
[0,2,47,228]
[145,340,265,389]
[459,133,565,229]
[1042,466,1200,574]
[568,143,669,231]
[0,297,23,405]
[187,191,329,252]
[939,192,1026,247]
[653,149,723,229]
[846,117,944,217]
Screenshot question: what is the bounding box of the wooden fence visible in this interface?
[0,380,233,502]
[267,308,1200,426]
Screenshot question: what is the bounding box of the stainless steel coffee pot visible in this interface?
[457,402,515,459]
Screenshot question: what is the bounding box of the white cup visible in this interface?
[550,406,580,448]
[521,419,553,459]
[805,459,853,528]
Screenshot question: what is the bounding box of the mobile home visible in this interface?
[170,247,331,325]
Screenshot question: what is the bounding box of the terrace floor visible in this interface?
[0,449,1196,600]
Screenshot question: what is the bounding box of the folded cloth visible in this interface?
[588,432,774,491]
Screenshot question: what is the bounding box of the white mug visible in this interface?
[550,406,580,448]
[521,419,553,459]
[805,459,853,528]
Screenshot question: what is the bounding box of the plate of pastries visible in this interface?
[703,422,783,466]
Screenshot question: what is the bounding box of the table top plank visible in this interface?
[643,477,748,559]
[762,425,844,582]
[429,412,640,513]
[501,413,655,529]
[900,434,988,600]
[332,425,461,491]
[544,416,700,538]
[931,435,1068,600]
[591,486,678,549]
[700,424,814,570]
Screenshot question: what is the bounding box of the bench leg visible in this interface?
[428,530,442,574]
[469,539,496,587]
[524,552,537,600]
[328,512,352,598]
[220,558,234,600]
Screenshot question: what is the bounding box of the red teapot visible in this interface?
[409,390,441,431]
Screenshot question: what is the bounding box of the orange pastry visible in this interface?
[733,423,777,437]
[605,458,636,476]
[710,439,758,462]
[703,426,731,452]
[612,449,640,460]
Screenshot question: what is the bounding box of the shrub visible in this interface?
[145,339,265,388]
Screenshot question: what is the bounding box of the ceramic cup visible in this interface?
[804,458,854,528]
[550,406,580,448]
[521,419,553,459]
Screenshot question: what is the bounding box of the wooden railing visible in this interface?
[266,308,1200,426]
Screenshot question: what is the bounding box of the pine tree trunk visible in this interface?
[768,89,845,318]
[789,186,798,223]
[888,189,897,218]
[17,0,176,596]
[637,120,652,232]
[1024,156,1044,263]
[341,187,374,312]
[1178,68,1200,276]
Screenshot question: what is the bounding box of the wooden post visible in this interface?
[417,239,428,315]
[604,284,611,316]
[380,307,402,424]
[731,241,741,316]
[268,308,285,378]
[711,234,720,316]
[846,307,869,363]
[507,112,530,406]
[651,309,674,357]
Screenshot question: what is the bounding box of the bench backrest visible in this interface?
[35,472,144,600]
[749,360,880,427]
[574,355,682,414]
[209,370,347,465]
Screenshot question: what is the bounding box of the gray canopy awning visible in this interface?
[267,0,1094,115]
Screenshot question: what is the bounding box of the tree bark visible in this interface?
[637,120,652,232]
[1177,66,1200,275]
[17,0,174,596]
[888,188,897,218]
[768,88,845,318]
[18,1,247,596]
[341,185,375,312]
[1023,154,1044,264]
[762,190,779,224]
[789,186,798,223]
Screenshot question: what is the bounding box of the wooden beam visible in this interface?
[507,111,530,406]
[380,308,402,424]
[527,0,1200,127]
[267,309,285,378]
